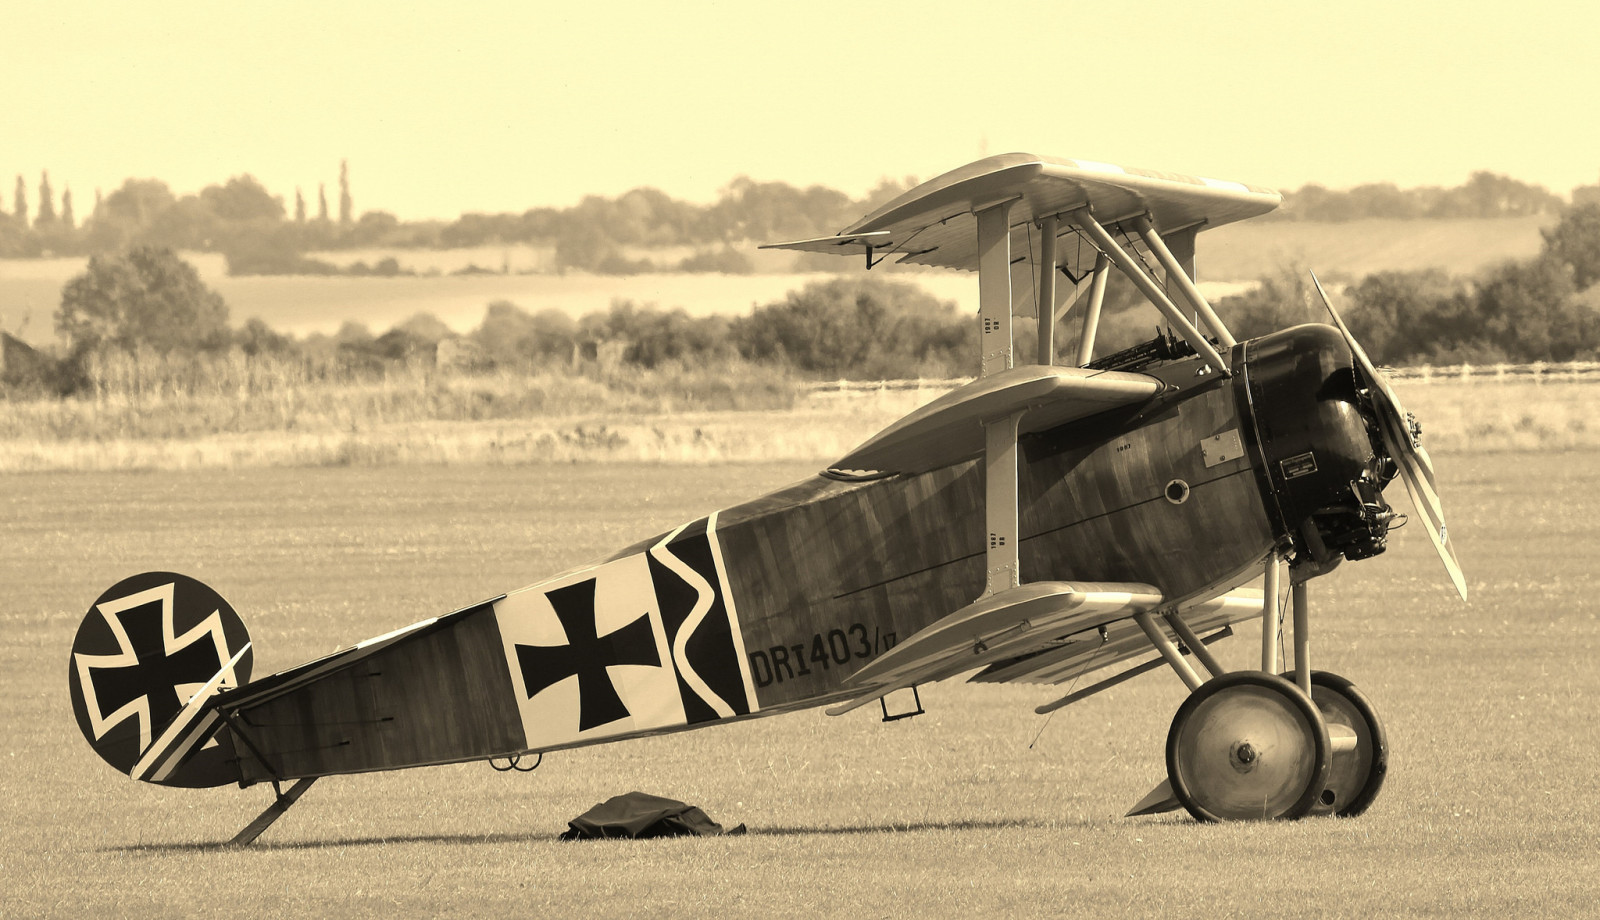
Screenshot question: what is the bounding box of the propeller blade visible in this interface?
[1310,272,1467,601]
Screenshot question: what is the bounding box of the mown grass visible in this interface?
[3,452,1597,918]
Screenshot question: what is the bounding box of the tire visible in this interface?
[1166,671,1331,822]
[1287,670,1389,817]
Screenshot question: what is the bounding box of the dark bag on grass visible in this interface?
[560,791,745,840]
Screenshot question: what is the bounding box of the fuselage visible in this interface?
[226,323,1389,783]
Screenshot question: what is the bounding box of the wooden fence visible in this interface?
[804,361,1600,396]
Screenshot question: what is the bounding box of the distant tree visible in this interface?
[35,171,56,227]
[1443,171,1562,218]
[295,187,307,223]
[349,210,400,245]
[1541,202,1600,290]
[222,224,339,275]
[141,194,221,250]
[554,220,620,272]
[13,176,26,227]
[1278,172,1562,221]
[338,160,352,226]
[90,178,178,249]
[580,300,731,368]
[1345,269,1465,364]
[1472,256,1588,361]
[200,175,285,222]
[56,247,230,354]
[235,316,294,356]
[470,300,578,367]
[60,188,75,229]
[732,276,968,377]
[1215,266,1324,341]
[317,183,329,222]
[334,320,373,347]
[101,178,177,223]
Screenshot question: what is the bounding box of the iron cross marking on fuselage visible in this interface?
[513,578,660,732]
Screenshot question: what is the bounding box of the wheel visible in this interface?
[1288,671,1388,817]
[1166,672,1331,822]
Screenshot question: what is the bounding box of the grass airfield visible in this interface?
[3,452,1597,918]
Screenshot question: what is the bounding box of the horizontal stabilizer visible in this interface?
[825,581,1162,716]
[215,613,449,713]
[828,365,1161,477]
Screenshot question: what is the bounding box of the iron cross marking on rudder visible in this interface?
[83,595,225,747]
[514,578,661,732]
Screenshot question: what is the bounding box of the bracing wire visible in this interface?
[1028,627,1112,750]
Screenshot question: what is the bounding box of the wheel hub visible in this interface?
[1230,741,1259,772]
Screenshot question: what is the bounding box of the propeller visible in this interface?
[1310,272,1468,601]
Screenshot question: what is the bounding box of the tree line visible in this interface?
[1216,202,1600,363]
[1271,171,1579,221]
[3,198,1593,402]
[4,161,1593,272]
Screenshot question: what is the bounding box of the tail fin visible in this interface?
[67,572,253,788]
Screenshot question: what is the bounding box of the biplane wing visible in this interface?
[824,585,1267,716]
[828,364,1162,477]
[764,152,1280,321]
[766,153,1278,274]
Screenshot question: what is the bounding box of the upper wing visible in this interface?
[763,152,1280,282]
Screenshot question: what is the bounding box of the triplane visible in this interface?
[68,153,1466,842]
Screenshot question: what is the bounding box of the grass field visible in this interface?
[3,452,1597,917]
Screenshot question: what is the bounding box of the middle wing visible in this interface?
[828,364,1163,477]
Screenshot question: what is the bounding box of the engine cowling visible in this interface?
[1234,324,1397,566]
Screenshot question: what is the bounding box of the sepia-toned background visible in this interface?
[4,2,1598,917]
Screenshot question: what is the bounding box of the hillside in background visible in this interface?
[1199,215,1551,281]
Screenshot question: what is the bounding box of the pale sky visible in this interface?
[7,0,1599,221]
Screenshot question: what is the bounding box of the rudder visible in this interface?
[67,572,252,788]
